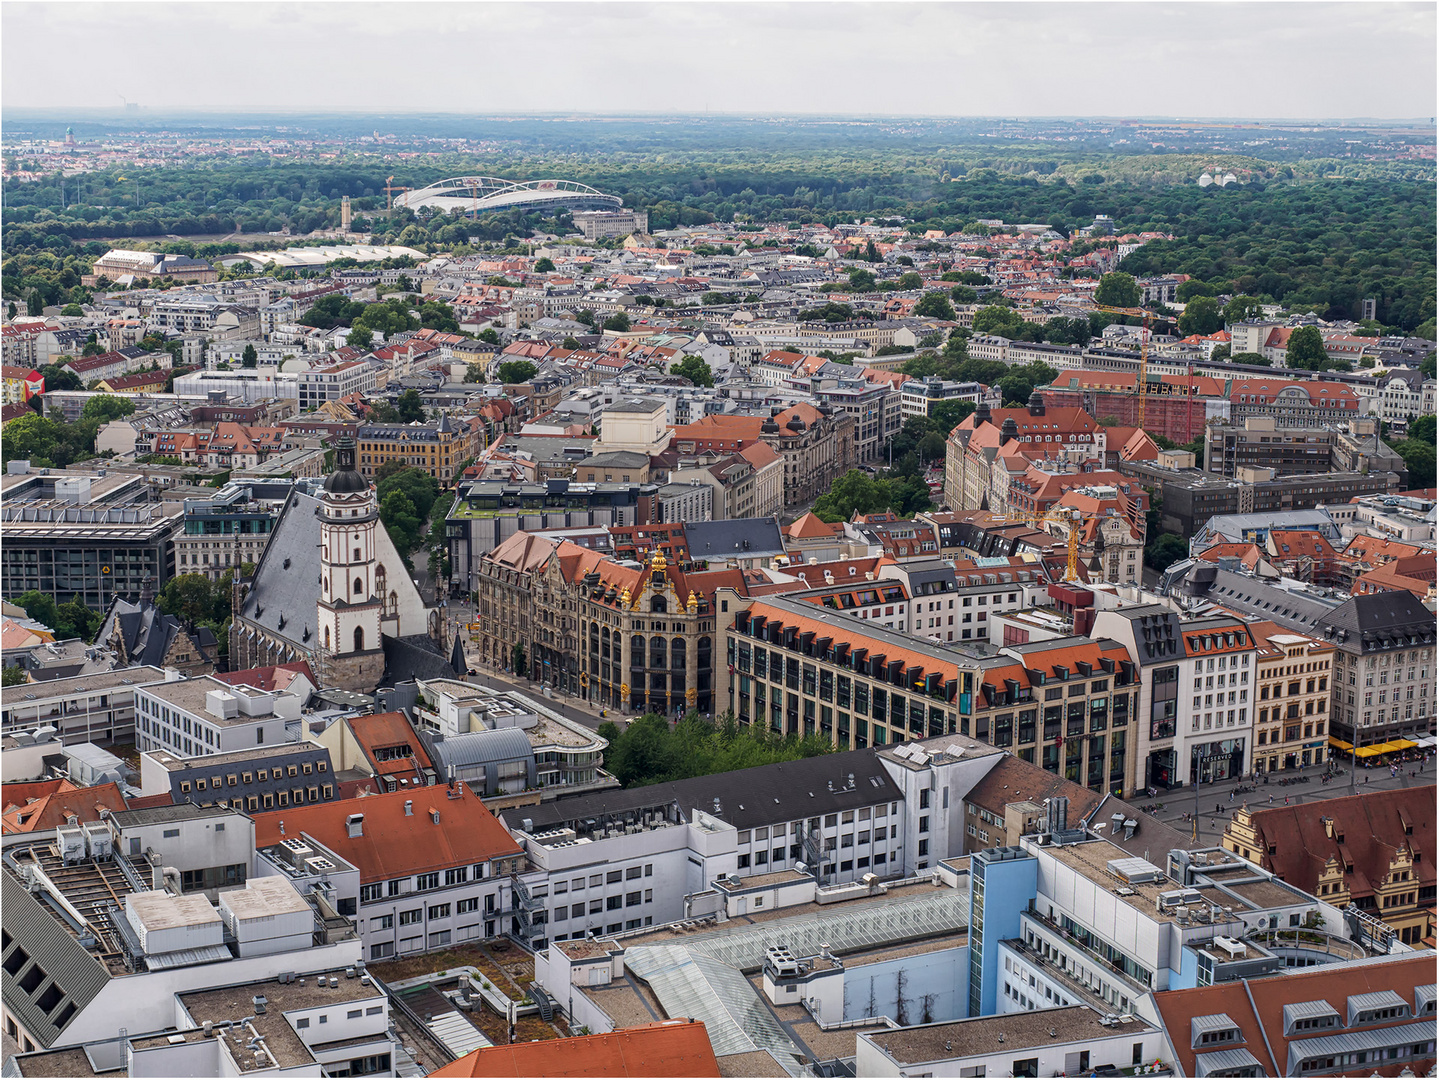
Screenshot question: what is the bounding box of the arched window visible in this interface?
[323,626,330,650]
[376,564,387,597]
[387,591,398,617]
[650,635,667,669]
[354,626,364,652]
[354,577,364,595]
[651,595,667,614]
[671,638,686,671]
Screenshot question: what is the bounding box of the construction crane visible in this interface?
[1089,303,1178,432]
[383,176,410,214]
[995,507,1097,584]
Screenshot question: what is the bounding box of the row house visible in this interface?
[1093,606,1258,796]
[1247,619,1336,773]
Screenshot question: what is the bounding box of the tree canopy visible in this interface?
[596,711,833,788]
[496,360,538,384]
[1095,271,1140,309]
[671,354,714,387]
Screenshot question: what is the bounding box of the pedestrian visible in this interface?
[1285,796,1289,805]
[1268,794,1273,803]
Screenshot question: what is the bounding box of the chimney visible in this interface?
[1323,817,1333,838]
[346,813,364,838]
[404,800,413,816]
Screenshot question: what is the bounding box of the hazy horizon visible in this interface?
[4,2,1434,120]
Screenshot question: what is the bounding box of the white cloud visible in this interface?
[2,1,1433,117]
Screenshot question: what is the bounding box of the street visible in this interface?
[440,595,620,733]
[1137,754,1433,846]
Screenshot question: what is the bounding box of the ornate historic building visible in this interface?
[232,439,440,691]
[474,533,767,716]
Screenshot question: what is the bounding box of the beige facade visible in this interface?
[1252,629,1334,773]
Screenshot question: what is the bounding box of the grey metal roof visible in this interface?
[1347,988,1409,1015]
[237,489,324,651]
[1286,1019,1436,1071]
[1191,1013,1242,1041]
[683,517,786,560]
[1193,1047,1264,1077]
[1,874,111,1048]
[1187,568,1340,634]
[430,727,532,771]
[1283,999,1339,1030]
[605,397,664,414]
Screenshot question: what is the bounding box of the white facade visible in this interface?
[514,810,739,944]
[318,461,384,660]
[298,362,376,411]
[136,678,302,757]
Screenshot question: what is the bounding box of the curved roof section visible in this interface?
[395,177,623,215]
[431,726,533,771]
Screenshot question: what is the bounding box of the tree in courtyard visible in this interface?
[671,355,714,387]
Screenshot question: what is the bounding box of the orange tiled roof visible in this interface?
[2,782,127,834]
[428,1020,720,1078]
[251,786,521,882]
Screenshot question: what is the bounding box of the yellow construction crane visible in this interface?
[384,176,411,214]
[995,507,1094,584]
[1089,303,1178,432]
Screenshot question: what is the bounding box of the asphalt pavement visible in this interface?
[440,596,620,733]
[1138,753,1433,845]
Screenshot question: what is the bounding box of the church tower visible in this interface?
[317,437,385,689]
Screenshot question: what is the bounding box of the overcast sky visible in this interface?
[4,2,1434,119]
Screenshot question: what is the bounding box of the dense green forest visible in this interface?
[3,153,1434,330]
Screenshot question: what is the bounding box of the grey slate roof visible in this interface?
[1314,592,1437,651]
[684,517,786,560]
[97,597,197,669]
[382,634,461,686]
[1174,567,1340,635]
[1,873,111,1048]
[501,746,901,834]
[237,489,324,652]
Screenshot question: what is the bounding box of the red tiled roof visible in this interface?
[428,1020,720,1078]
[1,782,127,834]
[251,785,521,882]
[1154,954,1436,1079]
[211,661,315,693]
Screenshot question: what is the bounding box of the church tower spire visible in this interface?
[317,437,384,682]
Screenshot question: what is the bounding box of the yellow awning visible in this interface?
[1329,737,1354,751]
[1354,744,1387,757]
[1390,738,1418,751]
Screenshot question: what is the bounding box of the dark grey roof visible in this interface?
[237,490,324,650]
[1177,568,1339,635]
[382,634,460,687]
[501,746,901,834]
[577,450,650,469]
[684,518,786,560]
[605,397,664,414]
[1,874,111,1048]
[1315,592,1437,652]
[97,597,186,669]
[109,802,228,828]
